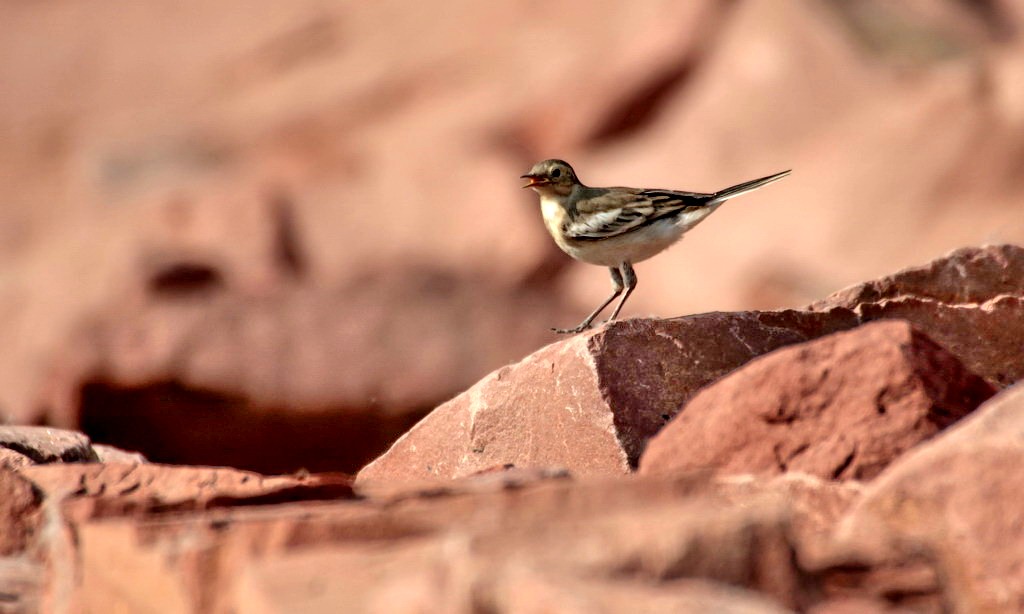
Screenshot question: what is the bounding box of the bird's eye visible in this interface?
[551,168,562,178]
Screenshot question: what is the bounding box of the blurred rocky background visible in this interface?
[2,0,1023,474]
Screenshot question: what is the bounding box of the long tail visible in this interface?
[708,169,791,204]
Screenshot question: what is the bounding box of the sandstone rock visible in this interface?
[237,550,797,614]
[0,426,97,464]
[0,558,44,614]
[1,459,932,612]
[91,444,147,465]
[0,426,145,470]
[836,384,1024,612]
[0,470,41,555]
[359,244,1024,485]
[0,448,32,471]
[356,310,858,483]
[19,463,354,519]
[708,473,864,563]
[809,245,1024,388]
[639,321,995,480]
[68,472,814,612]
[811,244,1024,308]
[487,576,796,614]
[807,597,911,614]
[851,294,1024,388]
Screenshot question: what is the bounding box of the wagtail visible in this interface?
[521,159,790,333]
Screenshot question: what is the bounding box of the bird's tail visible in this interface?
[708,169,791,204]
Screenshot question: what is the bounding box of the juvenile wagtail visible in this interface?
[522,159,790,334]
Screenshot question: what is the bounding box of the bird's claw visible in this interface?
[551,324,591,335]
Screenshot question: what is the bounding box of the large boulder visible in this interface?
[639,320,995,480]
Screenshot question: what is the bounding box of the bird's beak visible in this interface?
[520,174,548,188]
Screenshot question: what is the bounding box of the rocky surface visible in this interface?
[812,244,1024,388]
[837,383,1024,613]
[356,310,857,483]
[2,1,1024,471]
[0,243,1021,610]
[639,320,995,480]
[0,426,97,464]
[358,245,1022,484]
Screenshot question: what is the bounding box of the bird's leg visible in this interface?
[552,267,623,334]
[605,262,636,323]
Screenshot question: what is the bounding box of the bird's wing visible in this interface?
[565,188,711,241]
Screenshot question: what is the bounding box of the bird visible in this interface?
[521,159,791,334]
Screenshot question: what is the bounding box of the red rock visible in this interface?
[0,426,97,464]
[0,558,44,614]
[811,245,1024,387]
[91,444,147,464]
[67,472,811,612]
[640,321,995,481]
[811,244,1024,308]
[237,551,797,614]
[852,294,1024,388]
[836,384,1024,612]
[0,426,145,470]
[808,597,912,614]
[0,448,32,471]
[356,310,858,483]
[9,461,927,612]
[708,473,864,563]
[19,463,354,519]
[0,470,41,555]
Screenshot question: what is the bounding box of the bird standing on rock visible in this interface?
[521,160,791,334]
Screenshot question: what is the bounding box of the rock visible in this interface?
[0,426,145,470]
[0,426,98,464]
[851,294,1024,388]
[0,470,41,556]
[6,459,937,612]
[639,321,995,480]
[836,384,1024,612]
[356,310,858,483]
[708,473,864,563]
[0,558,44,614]
[68,472,812,612]
[91,444,147,465]
[0,448,32,471]
[811,244,1024,308]
[359,244,1023,485]
[811,244,1024,387]
[237,552,797,614]
[19,463,354,519]
[490,576,796,614]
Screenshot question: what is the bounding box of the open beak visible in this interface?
[520,174,548,188]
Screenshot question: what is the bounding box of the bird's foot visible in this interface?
[551,323,592,335]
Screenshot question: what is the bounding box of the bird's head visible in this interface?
[521,159,578,197]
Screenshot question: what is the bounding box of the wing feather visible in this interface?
[565,189,711,241]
